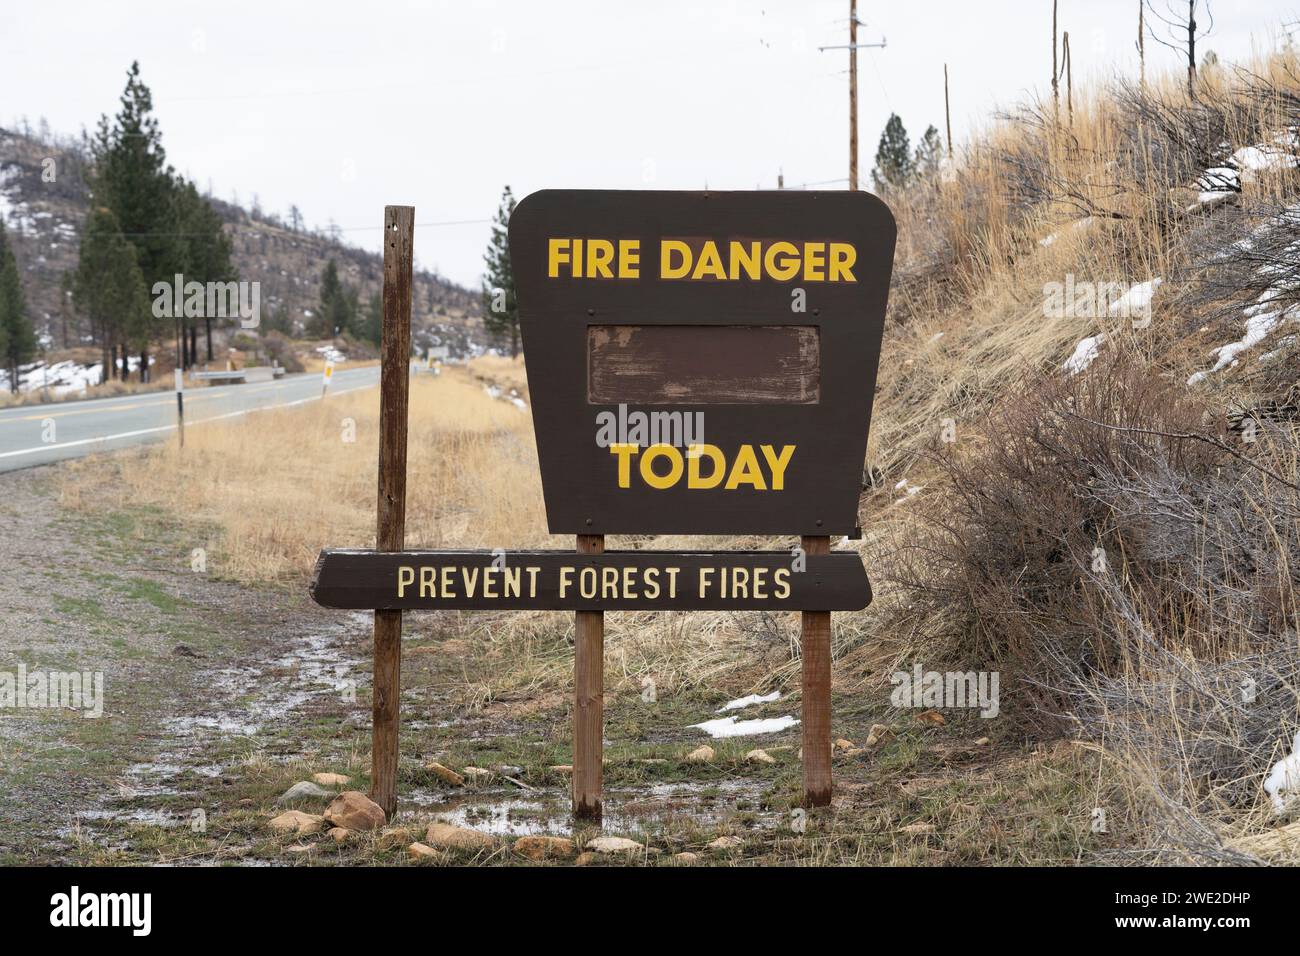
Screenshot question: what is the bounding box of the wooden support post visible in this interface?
[573,533,605,821]
[801,534,833,807]
[371,205,413,819]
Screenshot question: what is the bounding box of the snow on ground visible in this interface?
[0,357,152,396]
[1108,277,1162,318]
[1192,129,1300,208]
[1188,310,1286,386]
[716,691,780,713]
[1063,334,1105,375]
[689,715,800,738]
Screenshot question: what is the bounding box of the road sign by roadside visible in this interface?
[311,194,895,822]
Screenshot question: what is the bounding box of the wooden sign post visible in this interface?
[370,205,413,819]
[313,191,894,821]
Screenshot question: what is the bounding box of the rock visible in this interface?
[574,851,597,866]
[707,835,742,851]
[900,822,936,835]
[268,810,325,836]
[974,737,990,747]
[323,791,386,832]
[462,766,493,782]
[834,738,856,752]
[686,745,715,763]
[514,835,576,861]
[378,826,419,850]
[313,772,350,787]
[673,852,699,864]
[408,842,438,861]
[425,762,465,787]
[745,749,776,765]
[549,764,573,774]
[865,724,894,748]
[327,827,351,843]
[425,822,494,851]
[586,836,646,854]
[916,709,946,726]
[277,780,334,804]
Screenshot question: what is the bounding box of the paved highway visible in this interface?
[0,365,380,472]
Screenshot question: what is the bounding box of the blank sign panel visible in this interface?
[587,325,820,405]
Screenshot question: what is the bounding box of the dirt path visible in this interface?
[0,464,372,863]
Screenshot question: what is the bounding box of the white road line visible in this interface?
[0,382,376,461]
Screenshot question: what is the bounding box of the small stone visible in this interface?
[686,745,715,763]
[865,724,894,748]
[574,851,597,866]
[425,822,494,851]
[900,822,936,835]
[707,835,742,851]
[974,737,990,746]
[424,761,465,787]
[313,772,350,787]
[673,852,699,864]
[408,842,438,861]
[514,835,576,861]
[323,791,386,832]
[745,749,777,764]
[586,836,646,854]
[327,827,351,843]
[277,780,333,804]
[916,709,946,726]
[462,766,493,781]
[268,810,325,836]
[549,764,573,774]
[378,826,419,850]
[834,738,856,752]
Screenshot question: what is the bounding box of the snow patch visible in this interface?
[689,715,800,738]
[717,691,780,713]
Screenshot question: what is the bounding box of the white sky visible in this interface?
[4,0,1298,288]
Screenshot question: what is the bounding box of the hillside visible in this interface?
[0,124,485,359]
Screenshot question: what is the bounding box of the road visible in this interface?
[0,365,380,472]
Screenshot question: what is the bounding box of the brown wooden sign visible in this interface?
[312,196,895,825]
[311,549,871,611]
[508,190,896,536]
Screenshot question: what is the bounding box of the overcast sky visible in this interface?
[4,1,1298,288]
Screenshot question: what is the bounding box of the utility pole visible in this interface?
[819,1,886,192]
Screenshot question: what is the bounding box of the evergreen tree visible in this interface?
[481,186,519,357]
[174,178,236,362]
[358,292,383,349]
[91,62,180,287]
[913,125,945,179]
[871,113,914,193]
[0,222,37,393]
[313,260,359,338]
[73,208,149,384]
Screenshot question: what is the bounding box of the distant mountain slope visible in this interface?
[0,125,485,356]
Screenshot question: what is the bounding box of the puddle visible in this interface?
[418,779,770,837]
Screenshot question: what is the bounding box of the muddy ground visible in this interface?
[0,464,1106,866]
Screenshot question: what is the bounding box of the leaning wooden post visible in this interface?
[801,534,833,807]
[371,205,414,819]
[573,533,605,820]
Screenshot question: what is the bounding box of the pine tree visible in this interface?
[174,178,236,362]
[913,125,945,179]
[91,62,180,287]
[73,208,149,385]
[481,186,519,357]
[0,222,37,393]
[358,292,383,348]
[871,113,914,193]
[315,260,355,338]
